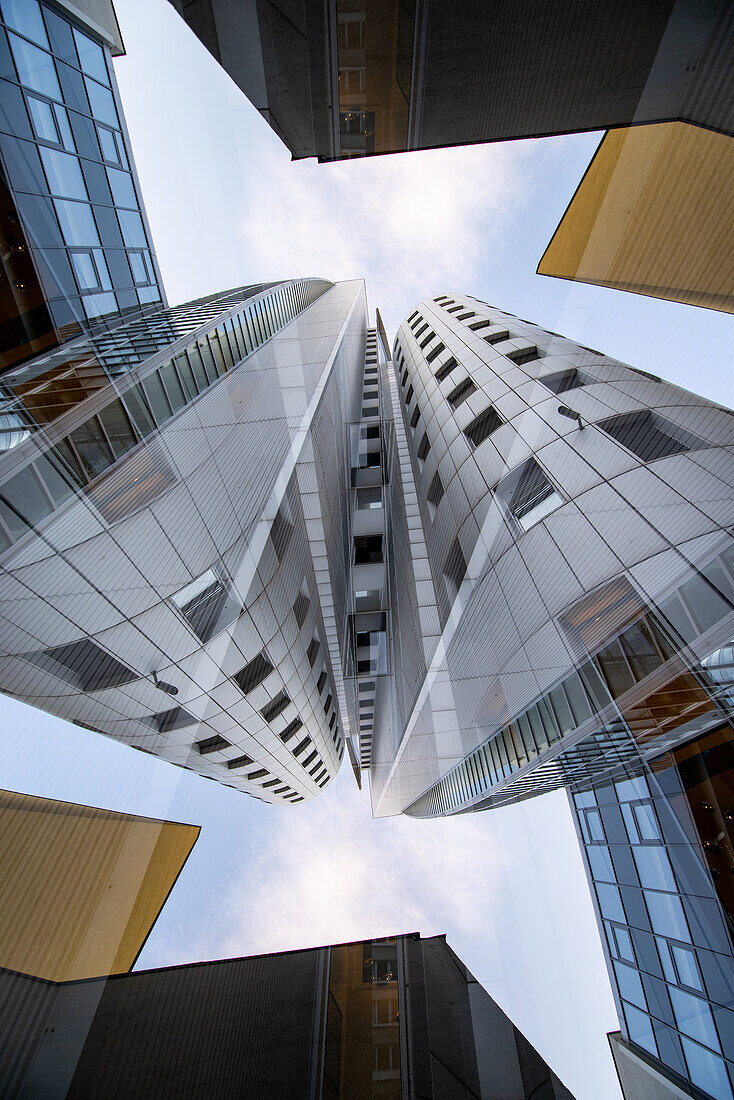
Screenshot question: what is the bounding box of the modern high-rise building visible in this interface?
[166,0,733,162]
[0,932,576,1098]
[0,278,367,803]
[0,0,165,371]
[370,295,734,1099]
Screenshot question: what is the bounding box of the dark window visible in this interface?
[417,432,430,461]
[172,569,238,643]
[541,369,584,394]
[227,754,254,770]
[484,330,510,345]
[294,735,312,756]
[427,472,444,507]
[506,346,542,365]
[405,385,414,405]
[354,535,383,564]
[447,378,476,408]
[414,322,428,338]
[269,506,293,560]
[280,717,303,743]
[196,734,231,754]
[261,690,290,722]
[410,406,420,428]
[426,342,445,364]
[262,778,281,788]
[401,369,409,386]
[30,638,136,692]
[457,311,476,321]
[247,768,268,780]
[329,713,336,730]
[468,319,492,331]
[597,410,706,462]
[324,693,333,714]
[317,670,327,693]
[293,591,310,628]
[464,406,502,448]
[419,331,435,349]
[505,459,556,522]
[307,638,320,666]
[233,652,273,694]
[446,305,463,314]
[154,707,195,733]
[435,357,458,383]
[407,310,418,322]
[444,537,467,597]
[303,750,318,767]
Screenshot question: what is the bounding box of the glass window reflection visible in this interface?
[8,32,61,100]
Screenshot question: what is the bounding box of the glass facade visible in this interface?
[0,0,163,370]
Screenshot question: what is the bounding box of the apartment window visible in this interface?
[427,471,444,507]
[541,368,585,394]
[356,487,382,509]
[506,346,542,365]
[419,331,435,349]
[324,693,333,714]
[468,319,492,331]
[417,432,430,461]
[409,315,423,330]
[154,707,195,733]
[29,639,136,692]
[262,778,281,789]
[457,311,476,321]
[172,568,239,642]
[317,670,327,693]
[233,652,274,694]
[307,638,320,667]
[498,458,561,530]
[269,505,294,561]
[294,736,312,756]
[464,406,503,448]
[196,734,231,754]
[261,691,290,722]
[280,717,303,743]
[414,322,428,338]
[444,537,468,599]
[401,369,409,386]
[247,768,268,781]
[597,410,707,463]
[425,342,445,364]
[446,305,463,314]
[447,378,476,408]
[410,406,420,429]
[293,590,310,628]
[227,754,253,770]
[435,357,458,383]
[405,385,414,405]
[484,330,510,345]
[354,535,383,564]
[303,750,318,767]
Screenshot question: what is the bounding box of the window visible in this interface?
[457,311,476,321]
[356,487,382,509]
[153,707,194,733]
[464,406,502,447]
[444,537,467,598]
[261,691,290,722]
[419,330,435,349]
[597,410,707,462]
[541,368,585,394]
[447,378,476,408]
[484,330,510,345]
[417,432,430,461]
[506,346,542,365]
[498,458,561,530]
[28,638,136,692]
[427,471,444,507]
[247,768,269,781]
[446,305,463,314]
[414,323,428,339]
[307,638,320,666]
[227,754,253,770]
[293,736,312,756]
[317,671,327,694]
[303,750,318,767]
[354,535,383,564]
[69,249,101,292]
[410,406,420,428]
[293,590,310,628]
[435,357,458,383]
[196,734,231,754]
[280,717,303,743]
[405,385,414,405]
[172,569,239,642]
[39,146,86,199]
[233,652,274,694]
[468,319,492,331]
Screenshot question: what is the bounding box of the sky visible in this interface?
[3,0,734,1097]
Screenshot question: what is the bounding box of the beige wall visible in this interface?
[0,789,198,981]
[538,122,734,314]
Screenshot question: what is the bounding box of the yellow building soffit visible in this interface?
[0,789,199,982]
[537,122,734,315]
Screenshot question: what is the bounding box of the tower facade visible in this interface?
[0,278,367,803]
[371,294,734,1099]
[0,0,165,372]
